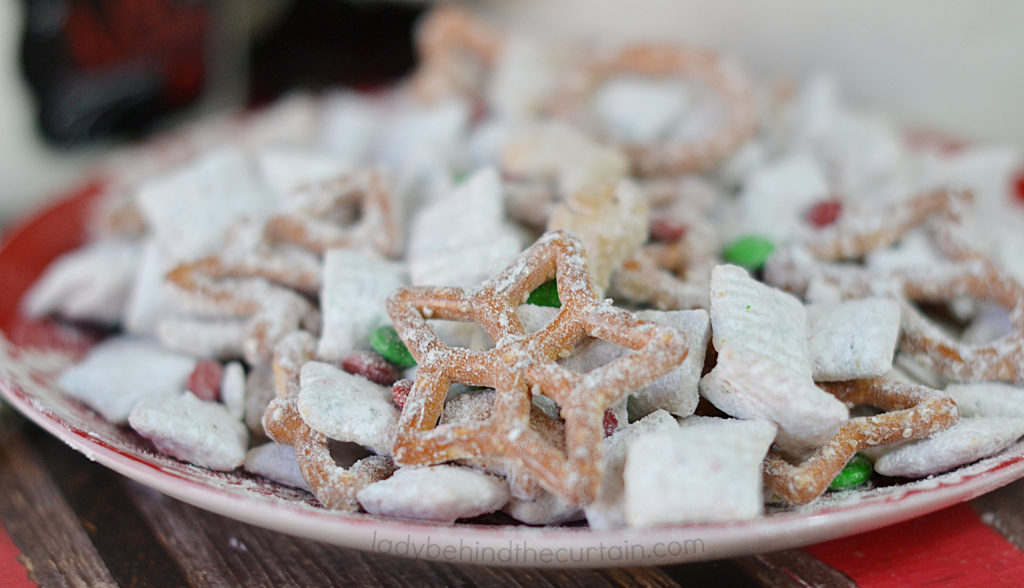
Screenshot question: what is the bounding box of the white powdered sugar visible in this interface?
[408,168,522,287]
[135,148,279,263]
[700,265,848,453]
[256,148,353,203]
[25,240,141,325]
[58,336,196,424]
[297,361,399,455]
[594,77,688,144]
[157,317,248,360]
[584,410,679,529]
[122,239,179,335]
[245,442,312,492]
[503,490,584,525]
[733,154,829,242]
[357,465,510,523]
[624,418,776,526]
[129,391,248,471]
[221,361,246,420]
[944,382,1024,419]
[874,417,1024,478]
[318,249,406,361]
[807,297,901,381]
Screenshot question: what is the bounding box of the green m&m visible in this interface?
[526,279,561,308]
[369,325,417,368]
[829,453,873,491]
[723,235,775,271]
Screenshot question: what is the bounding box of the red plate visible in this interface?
[3,184,1024,567]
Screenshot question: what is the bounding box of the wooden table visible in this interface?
[2,416,1024,587]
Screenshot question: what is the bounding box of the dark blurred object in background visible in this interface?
[18,0,423,147]
[249,0,422,104]
[19,0,211,146]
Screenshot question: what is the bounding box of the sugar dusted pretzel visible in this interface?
[548,44,758,176]
[897,218,1024,384]
[613,216,720,310]
[162,169,402,361]
[265,168,402,259]
[766,188,1024,385]
[610,179,721,309]
[763,188,970,290]
[210,168,402,295]
[386,231,688,506]
[262,332,395,511]
[165,258,320,364]
[214,220,324,295]
[798,188,968,262]
[439,388,566,500]
[413,4,503,102]
[611,244,712,310]
[764,378,959,505]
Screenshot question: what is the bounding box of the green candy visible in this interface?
[525,279,561,308]
[723,235,775,270]
[829,453,873,491]
[369,325,417,368]
[626,395,642,424]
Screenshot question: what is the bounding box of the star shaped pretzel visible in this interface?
[386,231,689,506]
[763,378,959,505]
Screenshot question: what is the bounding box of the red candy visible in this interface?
[187,359,222,402]
[341,350,401,387]
[1014,171,1024,204]
[650,219,688,243]
[603,409,619,436]
[806,199,843,228]
[392,378,413,409]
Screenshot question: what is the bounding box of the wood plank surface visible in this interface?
[5,419,1024,587]
[733,551,857,587]
[0,424,701,586]
[0,433,117,587]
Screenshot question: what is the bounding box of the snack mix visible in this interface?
[21,5,1024,527]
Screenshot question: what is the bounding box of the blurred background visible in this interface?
[0,0,423,223]
[0,0,1021,223]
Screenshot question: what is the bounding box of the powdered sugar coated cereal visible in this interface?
[58,336,196,424]
[297,361,400,455]
[357,465,510,523]
[129,392,248,471]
